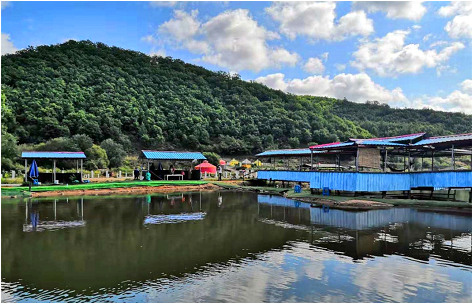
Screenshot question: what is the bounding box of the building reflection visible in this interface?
[257,195,472,266]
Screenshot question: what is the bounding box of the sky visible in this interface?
[1,1,472,114]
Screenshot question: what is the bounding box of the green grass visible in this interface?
[1,180,208,196]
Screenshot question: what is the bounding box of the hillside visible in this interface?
[2,40,472,157]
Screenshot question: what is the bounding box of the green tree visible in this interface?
[100,138,126,168]
[85,145,109,170]
[202,152,220,166]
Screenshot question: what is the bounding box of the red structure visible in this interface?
[219,159,226,165]
[195,160,216,174]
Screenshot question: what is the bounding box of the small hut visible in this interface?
[229,159,239,167]
[195,160,216,174]
[241,159,251,169]
[253,159,262,167]
[219,159,226,166]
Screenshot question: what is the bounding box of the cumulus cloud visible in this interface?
[1,33,18,55]
[460,79,472,94]
[351,29,465,76]
[304,57,325,74]
[255,72,407,104]
[437,1,472,17]
[266,2,373,41]
[353,1,427,21]
[158,9,300,71]
[402,79,472,114]
[438,2,472,39]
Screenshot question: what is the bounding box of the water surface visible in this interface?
[2,191,471,302]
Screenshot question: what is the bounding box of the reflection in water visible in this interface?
[1,192,471,302]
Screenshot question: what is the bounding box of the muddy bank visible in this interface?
[30,183,222,198]
[292,196,393,210]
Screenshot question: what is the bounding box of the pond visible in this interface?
[2,191,471,302]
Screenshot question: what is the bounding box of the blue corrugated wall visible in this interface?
[257,170,472,191]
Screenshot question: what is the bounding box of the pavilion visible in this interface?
[21,151,86,184]
[256,133,472,199]
[140,150,206,180]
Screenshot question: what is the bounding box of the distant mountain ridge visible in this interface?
[2,40,471,155]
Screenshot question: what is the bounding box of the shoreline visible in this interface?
[2,181,471,212]
[27,183,222,198]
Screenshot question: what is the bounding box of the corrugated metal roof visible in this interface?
[354,133,425,143]
[256,148,323,157]
[412,133,472,146]
[357,140,407,147]
[22,151,86,159]
[141,150,206,160]
[310,142,355,150]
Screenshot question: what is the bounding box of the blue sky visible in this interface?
[2,1,471,113]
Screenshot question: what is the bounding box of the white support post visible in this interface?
[91,170,94,178]
[80,159,83,181]
[24,159,28,182]
[53,160,56,183]
[452,144,455,170]
[355,148,359,172]
[310,151,313,171]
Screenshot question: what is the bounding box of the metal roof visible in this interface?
[357,140,407,147]
[141,150,206,160]
[354,133,426,143]
[256,148,321,157]
[22,151,86,159]
[412,133,472,147]
[310,142,355,150]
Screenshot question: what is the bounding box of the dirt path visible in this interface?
[31,183,222,198]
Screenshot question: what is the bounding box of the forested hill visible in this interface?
[2,40,472,155]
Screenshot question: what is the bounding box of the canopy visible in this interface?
[242,159,251,164]
[219,159,226,165]
[195,160,216,174]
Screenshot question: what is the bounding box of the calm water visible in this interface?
[2,191,471,302]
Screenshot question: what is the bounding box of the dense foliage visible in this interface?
[2,40,471,163]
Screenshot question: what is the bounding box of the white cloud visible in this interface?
[460,79,472,94]
[438,2,472,39]
[404,79,472,114]
[266,2,373,41]
[158,9,300,72]
[412,25,422,30]
[444,14,472,39]
[321,52,329,62]
[351,29,465,77]
[335,63,347,71]
[423,33,432,42]
[150,1,178,8]
[436,65,457,77]
[353,1,427,21]
[150,49,166,57]
[141,35,158,44]
[159,10,201,42]
[304,57,325,74]
[437,1,472,17]
[430,40,449,48]
[1,33,17,55]
[255,72,407,104]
